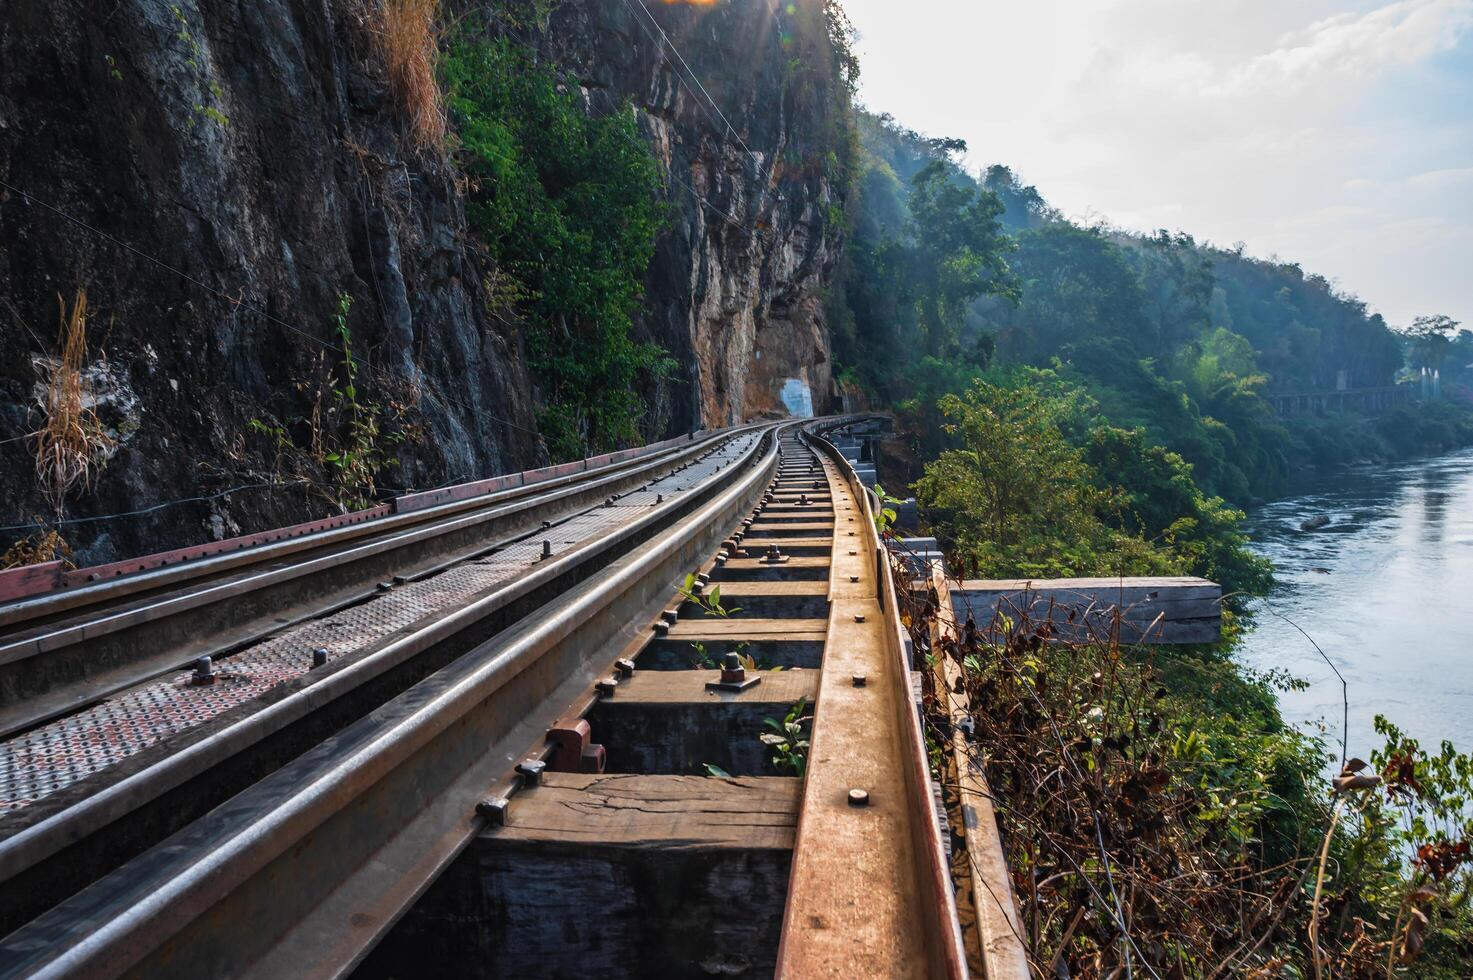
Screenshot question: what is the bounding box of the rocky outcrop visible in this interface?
[537,0,846,426]
[0,0,847,562]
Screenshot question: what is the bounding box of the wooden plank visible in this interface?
[954,576,1221,645]
[746,521,835,533]
[592,671,819,775]
[711,581,829,596]
[736,536,832,549]
[930,570,1032,979]
[666,618,828,640]
[365,774,796,978]
[610,668,818,705]
[497,772,798,848]
[721,555,829,570]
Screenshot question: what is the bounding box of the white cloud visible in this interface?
[841,0,1473,328]
[1211,0,1473,96]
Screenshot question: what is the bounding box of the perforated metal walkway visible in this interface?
[0,434,758,812]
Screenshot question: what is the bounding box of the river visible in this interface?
[1237,448,1473,762]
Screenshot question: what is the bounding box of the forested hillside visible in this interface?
[832,112,1473,506]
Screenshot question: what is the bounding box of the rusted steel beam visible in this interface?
[0,563,62,605]
[776,430,966,979]
[930,568,1032,979]
[955,576,1222,645]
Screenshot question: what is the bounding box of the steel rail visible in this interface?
[0,426,777,939]
[0,425,755,622]
[775,422,967,978]
[0,426,758,737]
[0,423,794,980]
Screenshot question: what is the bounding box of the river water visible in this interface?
[1237,448,1473,761]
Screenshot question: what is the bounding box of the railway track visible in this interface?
[0,418,966,978]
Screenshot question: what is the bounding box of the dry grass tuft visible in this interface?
[31,290,115,514]
[380,0,445,149]
[1,529,71,569]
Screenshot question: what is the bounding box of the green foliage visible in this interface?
[1082,425,1273,595]
[827,114,1011,397]
[244,294,413,511]
[835,109,1472,504]
[913,374,1269,594]
[761,697,812,776]
[871,483,902,537]
[678,572,741,618]
[907,161,1019,356]
[443,38,674,461]
[935,605,1473,974]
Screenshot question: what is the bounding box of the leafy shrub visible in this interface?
[443,38,674,461]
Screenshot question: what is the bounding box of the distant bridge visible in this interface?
[1269,384,1413,418]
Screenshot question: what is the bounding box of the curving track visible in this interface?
[0,418,968,979]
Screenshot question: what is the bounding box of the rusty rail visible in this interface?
[776,425,967,978]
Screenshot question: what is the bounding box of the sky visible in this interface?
[839,0,1473,331]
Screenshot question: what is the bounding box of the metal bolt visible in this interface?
[542,520,552,529]
[849,575,859,583]
[615,658,636,678]
[854,614,866,624]
[516,759,546,787]
[377,581,393,592]
[848,550,857,556]
[190,656,216,686]
[848,788,870,807]
[542,540,553,560]
[393,574,408,586]
[662,608,680,625]
[476,797,510,826]
[656,493,664,504]
[852,674,867,687]
[595,677,618,696]
[312,648,329,668]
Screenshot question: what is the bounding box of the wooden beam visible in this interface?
[590,669,818,775]
[953,576,1222,645]
[929,570,1032,979]
[360,774,797,979]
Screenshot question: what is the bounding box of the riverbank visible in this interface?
[1263,400,1473,502]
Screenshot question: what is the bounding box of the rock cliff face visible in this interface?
[535,0,846,426]
[0,0,846,562]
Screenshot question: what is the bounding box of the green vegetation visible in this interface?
[836,112,1473,504]
[761,697,811,777]
[247,294,415,511]
[443,37,674,461]
[913,373,1271,595]
[926,604,1473,975]
[841,109,1473,977]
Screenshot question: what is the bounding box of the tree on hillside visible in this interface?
[998,224,1148,363]
[981,164,1058,231]
[1127,230,1214,351]
[1408,314,1461,373]
[907,161,1019,356]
